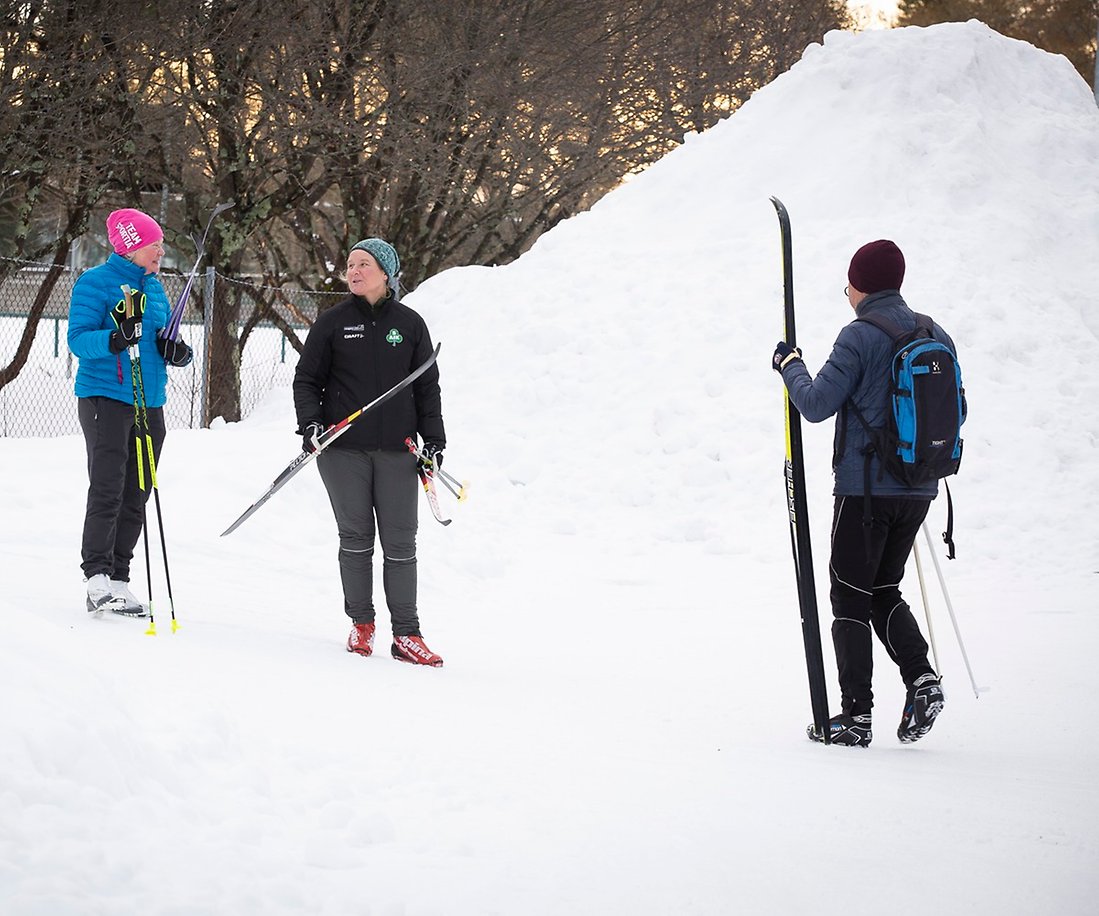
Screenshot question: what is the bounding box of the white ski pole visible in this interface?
[922,521,983,698]
[911,538,941,680]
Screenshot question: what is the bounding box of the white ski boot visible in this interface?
[109,579,149,618]
[86,574,124,615]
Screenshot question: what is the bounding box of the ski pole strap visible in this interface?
[835,404,848,468]
[942,480,956,560]
[861,449,875,560]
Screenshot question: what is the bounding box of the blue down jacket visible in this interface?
[67,254,172,407]
[780,290,958,498]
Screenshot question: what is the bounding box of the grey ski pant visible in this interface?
[316,447,421,635]
[77,396,165,582]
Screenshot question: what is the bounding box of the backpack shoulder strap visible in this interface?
[838,312,902,461]
[855,311,907,343]
[912,313,936,339]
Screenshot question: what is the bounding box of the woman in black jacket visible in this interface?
[293,238,446,666]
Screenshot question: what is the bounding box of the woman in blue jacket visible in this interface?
[68,208,193,616]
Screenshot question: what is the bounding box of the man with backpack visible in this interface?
[772,239,964,748]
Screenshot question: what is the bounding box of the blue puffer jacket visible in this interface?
[780,290,958,498]
[67,254,172,407]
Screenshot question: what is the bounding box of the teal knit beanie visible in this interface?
[351,238,401,285]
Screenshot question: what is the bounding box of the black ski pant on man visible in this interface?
[78,396,165,582]
[828,495,936,715]
[317,447,421,636]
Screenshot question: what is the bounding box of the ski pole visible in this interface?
[123,286,180,635]
[434,468,466,502]
[404,438,469,501]
[921,520,982,698]
[134,362,179,634]
[138,360,181,633]
[911,538,942,682]
[122,287,158,635]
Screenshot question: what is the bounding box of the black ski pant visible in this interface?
[78,396,165,582]
[828,495,935,715]
[316,447,421,636]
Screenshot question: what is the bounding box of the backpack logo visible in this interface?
[386,328,404,346]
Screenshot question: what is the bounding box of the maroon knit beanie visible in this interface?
[848,240,905,294]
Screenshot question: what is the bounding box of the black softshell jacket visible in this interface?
[293,295,445,451]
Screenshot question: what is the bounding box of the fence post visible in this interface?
[201,266,215,428]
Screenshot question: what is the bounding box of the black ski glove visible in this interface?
[419,441,444,471]
[109,313,142,354]
[157,336,193,367]
[109,291,146,354]
[772,341,802,372]
[301,421,324,454]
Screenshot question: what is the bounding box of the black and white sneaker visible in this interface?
[86,574,124,615]
[808,713,873,747]
[898,673,944,744]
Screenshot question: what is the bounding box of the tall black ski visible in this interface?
[770,197,831,744]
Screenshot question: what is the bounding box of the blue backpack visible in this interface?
[847,312,966,557]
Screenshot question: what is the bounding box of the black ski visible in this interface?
[770,197,831,744]
[221,343,441,536]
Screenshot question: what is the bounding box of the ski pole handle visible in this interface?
[405,437,468,500]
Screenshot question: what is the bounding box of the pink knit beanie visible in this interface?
[106,208,164,255]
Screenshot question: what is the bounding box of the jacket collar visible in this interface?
[107,252,149,285]
[855,289,904,317]
[350,292,393,321]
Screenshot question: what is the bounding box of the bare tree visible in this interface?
[279,0,851,287]
[0,0,169,389]
[1,0,850,412]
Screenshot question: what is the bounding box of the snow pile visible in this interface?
[1,21,1097,915]
[415,20,1099,573]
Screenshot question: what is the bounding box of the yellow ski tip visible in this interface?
[171,619,181,634]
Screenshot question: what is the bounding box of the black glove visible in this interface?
[109,313,142,354]
[301,421,324,454]
[418,441,444,471]
[772,341,803,372]
[157,336,193,367]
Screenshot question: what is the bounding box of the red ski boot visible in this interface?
[391,634,444,667]
[347,622,376,657]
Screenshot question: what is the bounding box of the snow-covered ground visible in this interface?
[2,21,1097,915]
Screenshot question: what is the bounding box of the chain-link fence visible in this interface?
[0,256,344,438]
